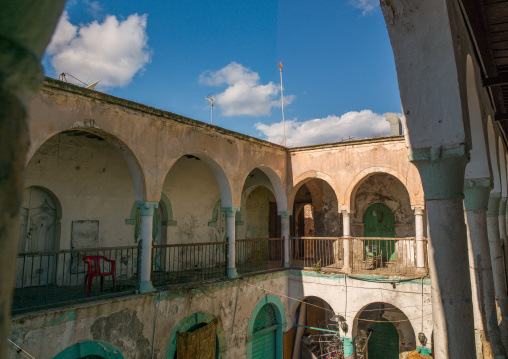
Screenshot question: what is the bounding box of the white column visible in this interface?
[464,182,505,357]
[414,206,426,272]
[136,201,158,293]
[499,198,508,280]
[410,146,475,358]
[278,211,292,268]
[223,207,240,279]
[342,210,351,273]
[487,193,508,332]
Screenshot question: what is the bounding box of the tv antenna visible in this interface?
[206,95,215,125]
[279,62,286,146]
[59,72,100,90]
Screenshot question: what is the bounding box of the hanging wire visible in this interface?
[244,282,431,323]
[8,339,36,359]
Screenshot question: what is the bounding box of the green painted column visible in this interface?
[464,179,505,358]
[341,337,354,358]
[278,211,292,268]
[223,207,240,279]
[1,2,66,358]
[341,210,351,273]
[136,201,158,293]
[409,145,476,358]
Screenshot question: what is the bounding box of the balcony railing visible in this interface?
[13,246,139,314]
[152,241,228,288]
[290,236,427,276]
[13,236,427,314]
[235,238,284,275]
[289,237,345,271]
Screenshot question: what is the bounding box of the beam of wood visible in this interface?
[483,72,508,86]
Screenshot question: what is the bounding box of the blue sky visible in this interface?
[43,0,401,146]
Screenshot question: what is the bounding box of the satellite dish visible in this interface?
[85,80,100,90]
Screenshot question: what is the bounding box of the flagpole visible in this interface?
[279,62,286,147]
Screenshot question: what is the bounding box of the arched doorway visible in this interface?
[353,302,417,358]
[364,203,395,263]
[248,295,286,359]
[17,186,61,288]
[367,318,399,359]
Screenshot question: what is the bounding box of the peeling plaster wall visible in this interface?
[24,133,136,249]
[163,157,220,244]
[352,173,414,238]
[320,181,342,237]
[9,272,290,359]
[242,186,271,239]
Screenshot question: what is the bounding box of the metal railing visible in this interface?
[13,246,139,314]
[235,238,284,275]
[290,236,427,275]
[350,237,421,275]
[152,241,228,287]
[289,237,345,271]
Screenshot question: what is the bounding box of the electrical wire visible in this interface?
[244,282,432,323]
[8,339,36,359]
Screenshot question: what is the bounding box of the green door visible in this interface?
[367,319,399,359]
[252,304,278,359]
[364,203,395,262]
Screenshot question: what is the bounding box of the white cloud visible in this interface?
[255,110,391,146]
[46,11,151,88]
[350,0,379,15]
[199,62,293,117]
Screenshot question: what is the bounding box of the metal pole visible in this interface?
[279,62,286,147]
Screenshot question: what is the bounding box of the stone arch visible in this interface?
[53,340,124,359]
[167,312,226,359]
[162,153,233,208]
[465,54,491,180]
[288,171,340,211]
[247,294,287,359]
[241,166,287,212]
[18,185,62,252]
[26,127,147,201]
[352,302,417,356]
[344,167,416,212]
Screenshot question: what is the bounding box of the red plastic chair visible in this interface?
[82,255,115,297]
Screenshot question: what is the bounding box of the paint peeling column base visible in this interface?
[409,145,476,358]
[279,211,292,268]
[224,207,240,279]
[136,201,158,293]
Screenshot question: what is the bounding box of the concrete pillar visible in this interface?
[278,211,292,268]
[410,146,476,358]
[342,210,351,273]
[464,181,505,358]
[1,2,66,357]
[414,206,426,272]
[386,112,402,136]
[487,193,508,333]
[136,201,158,293]
[223,207,240,279]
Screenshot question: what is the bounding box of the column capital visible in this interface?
[341,209,350,216]
[136,201,159,216]
[463,178,493,211]
[222,206,240,218]
[499,197,507,215]
[408,144,469,200]
[488,192,502,217]
[277,210,292,219]
[413,206,424,215]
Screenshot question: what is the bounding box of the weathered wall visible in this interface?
[242,186,271,239]
[9,272,290,359]
[24,133,136,249]
[351,173,414,238]
[164,156,220,244]
[288,137,424,212]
